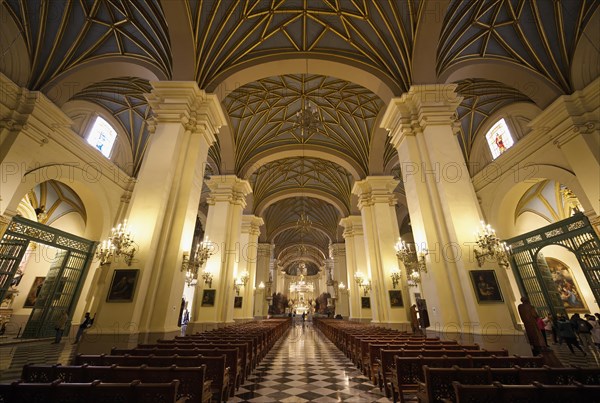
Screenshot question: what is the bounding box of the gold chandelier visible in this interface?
[96,220,136,266]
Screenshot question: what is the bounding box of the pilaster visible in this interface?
[85,83,224,346]
[381,84,515,337]
[352,177,409,325]
[235,215,264,320]
[340,216,369,321]
[196,176,252,325]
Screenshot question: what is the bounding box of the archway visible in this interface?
[506,213,600,320]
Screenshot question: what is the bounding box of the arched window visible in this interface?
[87,116,117,158]
[485,118,514,159]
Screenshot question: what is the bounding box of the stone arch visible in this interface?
[255,190,347,219]
[439,60,563,109]
[489,165,592,239]
[6,165,115,241]
[43,59,163,107]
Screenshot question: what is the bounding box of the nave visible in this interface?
[231,322,389,403]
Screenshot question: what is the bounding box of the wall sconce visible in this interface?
[354,272,371,296]
[201,269,213,288]
[233,270,250,296]
[182,237,215,286]
[338,282,346,290]
[394,238,427,287]
[474,221,510,269]
[258,281,265,290]
[96,220,136,266]
[390,267,401,289]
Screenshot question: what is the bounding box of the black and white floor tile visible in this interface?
[231,323,392,403]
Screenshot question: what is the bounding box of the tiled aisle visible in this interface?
[231,322,391,403]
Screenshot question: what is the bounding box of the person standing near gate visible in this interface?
[517,297,546,355]
[52,310,68,344]
[72,312,94,344]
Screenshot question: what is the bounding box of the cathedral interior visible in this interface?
[0,1,599,401]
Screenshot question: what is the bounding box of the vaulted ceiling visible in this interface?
[3,0,597,271]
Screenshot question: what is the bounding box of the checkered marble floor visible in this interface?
[231,323,392,403]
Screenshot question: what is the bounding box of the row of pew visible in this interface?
[0,318,291,403]
[314,318,600,402]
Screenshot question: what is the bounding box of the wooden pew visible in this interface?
[0,379,180,403]
[418,365,600,402]
[391,355,545,403]
[20,364,212,403]
[75,354,230,402]
[450,381,600,402]
[112,347,242,395]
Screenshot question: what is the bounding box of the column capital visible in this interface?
[339,215,363,238]
[145,81,226,145]
[241,215,264,236]
[329,243,346,257]
[206,175,252,207]
[381,84,463,148]
[352,176,399,209]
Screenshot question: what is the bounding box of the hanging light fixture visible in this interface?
[96,220,136,266]
[394,238,428,287]
[292,59,323,139]
[473,221,510,269]
[181,236,214,287]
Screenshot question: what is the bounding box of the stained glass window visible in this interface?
[87,116,117,158]
[485,118,514,159]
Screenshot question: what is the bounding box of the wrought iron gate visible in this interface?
[0,216,96,338]
[506,213,600,319]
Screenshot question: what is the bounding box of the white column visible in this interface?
[254,243,272,318]
[381,84,515,335]
[340,216,370,321]
[92,82,223,341]
[331,243,350,317]
[196,176,252,326]
[235,215,263,320]
[353,177,409,326]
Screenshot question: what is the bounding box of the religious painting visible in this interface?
[234,296,243,309]
[361,297,371,309]
[107,269,138,302]
[546,257,588,313]
[201,289,216,307]
[469,270,503,303]
[23,276,45,307]
[389,290,403,308]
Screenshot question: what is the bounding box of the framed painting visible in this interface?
[389,290,404,308]
[361,296,371,309]
[201,289,216,307]
[546,257,588,313]
[469,270,503,303]
[23,276,45,307]
[234,296,243,308]
[106,269,138,302]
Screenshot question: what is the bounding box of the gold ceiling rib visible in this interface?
[438,0,599,94]
[3,0,172,91]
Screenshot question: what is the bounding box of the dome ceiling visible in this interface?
[3,0,171,90]
[222,74,385,177]
[186,0,422,92]
[439,0,599,93]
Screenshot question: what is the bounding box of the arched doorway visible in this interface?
[0,216,96,338]
[506,213,600,319]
